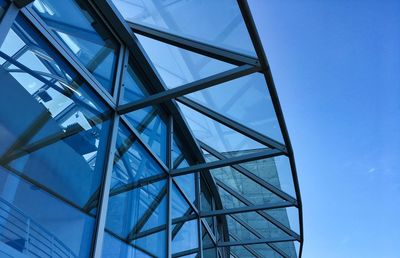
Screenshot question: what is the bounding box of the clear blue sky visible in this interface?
[249,1,400,258]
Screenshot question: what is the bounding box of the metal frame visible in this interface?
[0,0,303,257]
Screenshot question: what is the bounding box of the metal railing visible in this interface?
[0,198,77,258]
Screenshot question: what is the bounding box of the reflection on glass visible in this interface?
[186,73,284,143]
[135,34,235,89]
[122,61,147,104]
[0,0,8,19]
[112,0,255,55]
[102,232,150,258]
[125,106,167,163]
[32,0,120,94]
[172,219,198,254]
[171,182,192,219]
[0,167,94,258]
[133,229,166,258]
[0,15,110,209]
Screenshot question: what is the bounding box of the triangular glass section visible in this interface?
[202,224,216,257]
[274,242,298,258]
[185,72,284,143]
[171,134,189,169]
[124,105,167,164]
[112,0,256,55]
[121,60,148,104]
[171,182,193,219]
[172,219,199,254]
[227,215,258,241]
[230,246,254,258]
[141,195,167,232]
[133,230,166,258]
[135,34,235,89]
[248,244,283,258]
[177,102,265,153]
[266,207,300,234]
[174,173,196,206]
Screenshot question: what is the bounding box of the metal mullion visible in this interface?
[166,115,173,258]
[91,114,119,258]
[216,179,300,241]
[228,233,263,258]
[172,248,199,258]
[171,148,284,177]
[200,201,292,217]
[200,219,216,245]
[118,64,260,114]
[230,214,289,258]
[177,96,287,153]
[128,21,260,67]
[236,1,304,255]
[20,8,117,109]
[217,236,295,248]
[200,141,297,205]
[116,48,130,105]
[196,172,203,258]
[120,115,169,172]
[0,2,18,46]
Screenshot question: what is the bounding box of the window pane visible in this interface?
[172,219,198,254]
[0,167,94,258]
[102,232,151,258]
[0,15,110,209]
[121,60,147,104]
[112,0,255,55]
[32,0,120,94]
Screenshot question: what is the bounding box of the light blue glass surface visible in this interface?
[171,135,189,169]
[172,219,199,254]
[186,73,284,143]
[112,0,256,55]
[178,102,265,153]
[274,242,298,257]
[133,229,166,258]
[32,0,120,94]
[102,232,151,258]
[135,34,235,89]
[0,167,94,258]
[248,244,281,258]
[121,61,147,104]
[174,174,196,206]
[171,182,192,219]
[0,15,110,209]
[124,106,167,163]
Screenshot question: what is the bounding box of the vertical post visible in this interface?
[166,115,173,258]
[196,172,203,258]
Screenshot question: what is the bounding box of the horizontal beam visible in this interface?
[128,22,260,67]
[178,96,287,152]
[200,201,293,217]
[171,148,284,177]
[217,236,296,247]
[118,64,260,114]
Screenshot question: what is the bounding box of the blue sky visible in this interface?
[249,1,400,257]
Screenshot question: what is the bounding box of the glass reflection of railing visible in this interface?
[0,198,77,258]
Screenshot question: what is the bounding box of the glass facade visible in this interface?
[0,0,303,258]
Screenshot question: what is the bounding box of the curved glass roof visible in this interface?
[112,0,303,257]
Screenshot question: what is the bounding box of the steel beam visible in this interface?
[217,236,295,247]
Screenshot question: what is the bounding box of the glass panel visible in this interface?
[249,244,282,258]
[0,0,8,20]
[202,224,216,258]
[172,219,198,254]
[32,0,120,94]
[133,229,166,258]
[186,73,284,143]
[121,60,147,104]
[0,167,94,258]
[171,182,192,219]
[274,242,298,258]
[0,15,110,209]
[178,102,264,153]
[171,135,189,169]
[112,0,255,55]
[135,34,235,89]
[174,174,196,205]
[124,105,167,164]
[266,207,300,234]
[102,232,151,258]
[106,179,166,238]
[230,246,253,258]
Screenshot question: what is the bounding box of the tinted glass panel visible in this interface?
[0,15,110,209]
[172,219,198,254]
[32,0,120,94]
[112,0,255,55]
[102,232,151,258]
[135,34,235,89]
[121,60,147,104]
[0,167,94,258]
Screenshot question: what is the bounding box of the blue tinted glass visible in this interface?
[172,219,199,254]
[122,61,147,104]
[178,102,264,153]
[186,73,284,143]
[124,106,167,163]
[32,0,120,94]
[135,34,235,89]
[171,183,192,219]
[174,174,196,205]
[112,124,164,188]
[113,0,255,55]
[0,167,94,258]
[274,242,298,257]
[247,244,281,258]
[171,135,189,169]
[0,0,8,19]
[106,177,166,239]
[0,15,110,210]
[102,232,151,258]
[133,230,166,258]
